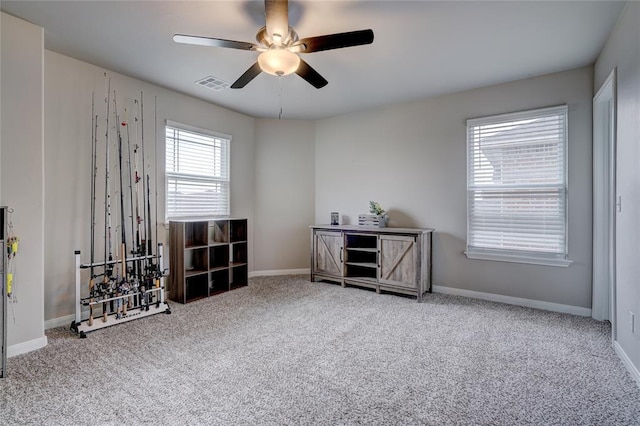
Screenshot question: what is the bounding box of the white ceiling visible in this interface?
[1,1,625,120]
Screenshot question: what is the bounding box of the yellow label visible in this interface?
[11,242,18,253]
[7,272,13,294]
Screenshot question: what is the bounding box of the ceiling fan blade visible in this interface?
[265,0,289,40]
[173,34,257,51]
[230,62,263,89]
[295,59,328,89]
[297,29,374,53]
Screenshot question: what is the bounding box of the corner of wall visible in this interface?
[1,12,47,354]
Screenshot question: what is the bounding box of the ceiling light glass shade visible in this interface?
[258,49,300,76]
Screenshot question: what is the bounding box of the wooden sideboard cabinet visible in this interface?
[169,218,248,304]
[310,225,433,302]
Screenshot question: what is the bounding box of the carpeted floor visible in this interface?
[1,275,639,425]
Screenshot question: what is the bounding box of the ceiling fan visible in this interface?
[173,0,374,89]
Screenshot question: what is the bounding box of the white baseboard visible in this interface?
[249,268,310,278]
[432,285,592,317]
[614,340,640,389]
[8,335,48,358]
[45,313,76,330]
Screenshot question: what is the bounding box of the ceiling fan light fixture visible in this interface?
[258,49,300,76]
[174,1,375,89]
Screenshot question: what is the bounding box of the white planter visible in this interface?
[358,214,387,227]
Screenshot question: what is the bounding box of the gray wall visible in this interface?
[1,12,611,353]
[594,2,640,380]
[254,119,315,272]
[315,67,594,309]
[1,13,46,350]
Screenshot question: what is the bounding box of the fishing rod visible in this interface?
[88,91,98,326]
[115,92,129,319]
[103,77,113,322]
[132,100,146,310]
[146,172,155,303]
[146,174,153,260]
[154,95,162,304]
[138,91,151,308]
[140,91,148,265]
[154,95,160,275]
[125,109,139,310]
[124,112,136,265]
[133,99,143,261]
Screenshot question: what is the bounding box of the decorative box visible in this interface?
[358,214,387,228]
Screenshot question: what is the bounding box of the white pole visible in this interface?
[74,250,82,324]
[158,243,165,304]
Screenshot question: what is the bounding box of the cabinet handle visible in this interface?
[340,247,343,263]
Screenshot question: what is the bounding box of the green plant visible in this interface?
[369,201,385,215]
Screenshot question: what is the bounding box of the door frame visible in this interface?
[592,69,616,334]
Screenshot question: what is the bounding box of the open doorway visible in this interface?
[592,69,616,333]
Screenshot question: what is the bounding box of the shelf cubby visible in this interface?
[230,219,247,243]
[230,265,248,290]
[209,245,230,269]
[184,247,208,274]
[185,222,208,247]
[345,233,377,250]
[345,263,378,280]
[209,269,230,295]
[231,242,248,265]
[345,248,377,265]
[209,220,229,244]
[185,273,208,302]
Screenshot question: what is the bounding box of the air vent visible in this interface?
[195,75,230,91]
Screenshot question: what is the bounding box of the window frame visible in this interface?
[165,120,231,220]
[464,105,572,267]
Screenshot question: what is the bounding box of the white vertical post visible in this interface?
[74,250,82,324]
[158,243,165,304]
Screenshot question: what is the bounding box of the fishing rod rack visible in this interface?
[71,244,170,338]
[71,80,170,338]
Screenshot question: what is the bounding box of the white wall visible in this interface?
[44,51,255,323]
[1,13,47,352]
[253,119,315,273]
[594,2,640,382]
[316,67,594,310]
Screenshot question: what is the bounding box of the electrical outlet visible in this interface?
[631,311,635,334]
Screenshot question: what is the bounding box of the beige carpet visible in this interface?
[1,275,639,425]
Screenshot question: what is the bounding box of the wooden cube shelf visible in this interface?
[169,218,248,303]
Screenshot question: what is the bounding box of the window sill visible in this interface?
[464,250,572,267]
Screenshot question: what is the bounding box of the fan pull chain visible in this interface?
[278,76,283,120]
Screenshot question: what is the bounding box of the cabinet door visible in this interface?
[313,231,343,277]
[379,234,418,289]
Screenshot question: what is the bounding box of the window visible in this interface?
[465,105,571,267]
[165,121,230,219]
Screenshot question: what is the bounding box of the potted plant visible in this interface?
[369,201,387,227]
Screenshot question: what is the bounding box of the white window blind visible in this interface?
[165,122,230,219]
[466,105,570,266]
